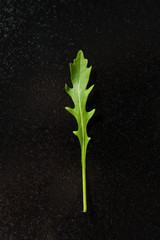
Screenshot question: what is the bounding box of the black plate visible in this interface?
[1,1,160,239]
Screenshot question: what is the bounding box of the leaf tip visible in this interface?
[73,130,78,136]
[77,50,85,61]
[77,50,84,56]
[65,83,68,91]
[65,83,72,94]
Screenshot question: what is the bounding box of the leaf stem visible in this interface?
[82,147,87,212]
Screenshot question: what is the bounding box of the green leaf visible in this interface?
[65,50,95,212]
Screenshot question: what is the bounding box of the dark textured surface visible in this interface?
[0,0,160,239]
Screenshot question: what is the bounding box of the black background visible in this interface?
[0,0,160,239]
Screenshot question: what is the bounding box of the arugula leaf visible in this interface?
[65,50,95,212]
